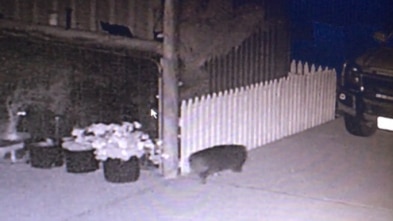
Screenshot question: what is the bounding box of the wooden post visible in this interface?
[161,0,179,179]
[89,0,97,31]
[108,0,115,23]
[49,0,58,26]
[32,0,38,23]
[127,0,136,33]
[70,0,76,29]
[14,0,20,20]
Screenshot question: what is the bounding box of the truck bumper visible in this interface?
[337,89,393,121]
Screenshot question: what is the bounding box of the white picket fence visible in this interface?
[179,60,337,174]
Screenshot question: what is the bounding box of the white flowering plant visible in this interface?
[63,121,161,163]
[62,132,94,152]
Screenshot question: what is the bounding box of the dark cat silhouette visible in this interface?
[100,21,133,38]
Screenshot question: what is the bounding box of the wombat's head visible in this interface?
[189,154,209,173]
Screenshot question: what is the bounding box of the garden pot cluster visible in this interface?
[28,141,143,183]
[60,121,161,183]
[17,120,161,184]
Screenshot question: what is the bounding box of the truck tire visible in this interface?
[344,114,377,137]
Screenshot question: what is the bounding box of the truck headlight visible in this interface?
[345,64,362,87]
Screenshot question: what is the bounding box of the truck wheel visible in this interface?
[344,114,377,137]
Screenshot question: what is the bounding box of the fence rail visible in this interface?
[179,60,337,174]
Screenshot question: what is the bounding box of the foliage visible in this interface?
[179,4,264,69]
[373,31,393,44]
[0,37,158,140]
[177,0,265,99]
[2,61,72,141]
[6,70,71,116]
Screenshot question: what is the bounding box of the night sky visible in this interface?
[234,0,393,71]
[289,0,393,72]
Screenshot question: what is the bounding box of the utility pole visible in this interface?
[161,0,179,179]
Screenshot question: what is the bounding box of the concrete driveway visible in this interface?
[0,118,392,221]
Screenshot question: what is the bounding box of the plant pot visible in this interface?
[29,143,63,168]
[103,156,140,183]
[64,149,99,173]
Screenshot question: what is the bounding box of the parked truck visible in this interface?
[337,47,393,136]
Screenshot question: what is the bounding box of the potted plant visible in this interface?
[84,121,160,183]
[61,128,100,173]
[28,137,64,168]
[25,107,66,168]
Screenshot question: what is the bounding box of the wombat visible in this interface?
[188,144,247,184]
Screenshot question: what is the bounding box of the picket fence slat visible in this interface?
[179,61,337,174]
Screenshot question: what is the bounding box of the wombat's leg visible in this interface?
[199,171,209,184]
[231,166,242,172]
[232,162,245,172]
